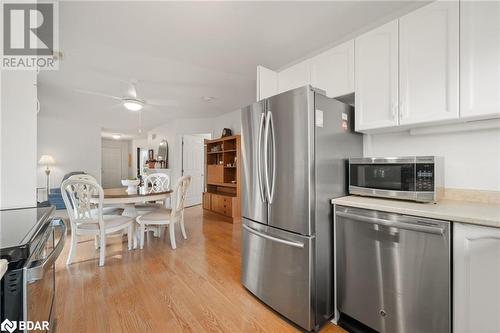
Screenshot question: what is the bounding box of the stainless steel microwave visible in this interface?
[349,156,443,202]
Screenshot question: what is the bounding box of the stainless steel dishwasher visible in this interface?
[335,205,451,333]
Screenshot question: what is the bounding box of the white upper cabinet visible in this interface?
[310,40,354,98]
[256,65,278,101]
[460,1,500,119]
[454,223,500,333]
[277,60,310,94]
[399,1,459,125]
[355,20,399,131]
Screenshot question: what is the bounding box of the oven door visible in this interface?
[23,219,66,333]
[349,159,416,200]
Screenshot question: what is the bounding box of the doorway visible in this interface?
[181,133,211,207]
[101,146,122,188]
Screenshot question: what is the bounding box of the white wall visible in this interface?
[1,70,38,209]
[364,128,500,191]
[148,109,241,184]
[37,115,101,189]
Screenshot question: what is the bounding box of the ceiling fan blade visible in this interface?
[73,89,122,101]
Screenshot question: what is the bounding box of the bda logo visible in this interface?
[0,319,17,333]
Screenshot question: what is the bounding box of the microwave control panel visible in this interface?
[416,164,434,191]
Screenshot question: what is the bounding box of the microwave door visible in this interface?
[241,101,268,225]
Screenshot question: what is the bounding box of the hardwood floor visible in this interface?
[54,206,346,333]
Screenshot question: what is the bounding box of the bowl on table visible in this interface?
[121,179,140,194]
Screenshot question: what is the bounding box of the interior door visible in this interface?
[266,86,313,235]
[241,101,267,224]
[101,147,122,188]
[182,134,206,207]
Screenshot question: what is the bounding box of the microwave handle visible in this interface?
[26,219,67,283]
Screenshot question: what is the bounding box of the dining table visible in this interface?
[102,187,172,249]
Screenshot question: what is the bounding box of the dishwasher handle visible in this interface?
[336,211,446,235]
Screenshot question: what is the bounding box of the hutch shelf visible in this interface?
[203,135,241,223]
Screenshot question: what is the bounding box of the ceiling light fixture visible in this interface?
[202,96,215,102]
[112,134,121,140]
[122,98,144,111]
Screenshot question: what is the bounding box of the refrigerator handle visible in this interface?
[257,112,266,203]
[264,110,272,203]
[269,111,276,204]
[243,224,304,248]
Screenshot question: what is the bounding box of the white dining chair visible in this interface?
[68,174,121,215]
[135,173,171,213]
[61,178,134,266]
[136,176,191,250]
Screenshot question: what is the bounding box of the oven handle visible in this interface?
[26,219,67,283]
[336,211,445,235]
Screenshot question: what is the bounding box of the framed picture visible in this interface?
[148,149,154,161]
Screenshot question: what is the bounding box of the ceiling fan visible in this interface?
[73,79,177,112]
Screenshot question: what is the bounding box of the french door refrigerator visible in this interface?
[241,86,363,331]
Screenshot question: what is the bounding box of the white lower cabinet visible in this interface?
[454,223,500,333]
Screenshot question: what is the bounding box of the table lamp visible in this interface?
[39,155,55,195]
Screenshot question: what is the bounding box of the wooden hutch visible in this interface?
[202,135,241,222]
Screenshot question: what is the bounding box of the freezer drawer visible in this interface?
[241,219,315,331]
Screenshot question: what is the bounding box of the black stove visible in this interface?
[0,206,55,265]
[0,205,66,332]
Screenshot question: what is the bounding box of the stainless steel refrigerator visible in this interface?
[240,86,363,331]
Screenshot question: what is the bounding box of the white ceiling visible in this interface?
[38,1,427,137]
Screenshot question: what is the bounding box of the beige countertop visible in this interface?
[332,196,500,228]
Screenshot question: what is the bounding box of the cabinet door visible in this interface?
[257,65,278,101]
[310,40,354,98]
[399,1,459,125]
[454,223,500,333]
[460,1,500,119]
[277,60,310,94]
[355,20,399,131]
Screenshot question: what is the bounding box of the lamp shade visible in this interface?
[38,155,55,165]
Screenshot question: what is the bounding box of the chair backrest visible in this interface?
[144,173,170,193]
[170,176,191,220]
[61,178,104,229]
[68,174,98,183]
